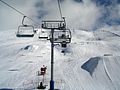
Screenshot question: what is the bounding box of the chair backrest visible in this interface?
[16,25,35,37]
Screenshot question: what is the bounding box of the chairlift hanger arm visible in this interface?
[22,16,27,26]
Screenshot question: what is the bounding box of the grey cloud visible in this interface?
[0,0,120,31]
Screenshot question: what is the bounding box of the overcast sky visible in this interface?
[0,0,33,31]
[0,0,120,31]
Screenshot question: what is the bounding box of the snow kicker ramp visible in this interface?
[81,56,120,90]
[57,55,120,90]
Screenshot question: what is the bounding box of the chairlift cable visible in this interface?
[57,0,63,19]
[0,0,40,25]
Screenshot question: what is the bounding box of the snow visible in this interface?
[0,29,120,90]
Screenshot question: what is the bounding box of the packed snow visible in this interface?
[0,29,120,90]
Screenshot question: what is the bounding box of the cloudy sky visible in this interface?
[0,0,120,31]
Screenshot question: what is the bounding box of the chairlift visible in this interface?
[41,17,66,30]
[49,29,72,43]
[16,16,35,37]
[38,29,49,40]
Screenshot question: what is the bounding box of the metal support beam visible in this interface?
[50,29,54,90]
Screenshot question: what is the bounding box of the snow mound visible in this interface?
[93,30,120,41]
[24,45,33,50]
[1,29,120,90]
[81,57,101,75]
[18,45,39,54]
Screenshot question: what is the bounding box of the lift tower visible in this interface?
[42,18,66,90]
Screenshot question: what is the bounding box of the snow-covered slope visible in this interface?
[0,29,120,90]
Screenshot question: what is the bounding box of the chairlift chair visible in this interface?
[38,28,49,39]
[41,20,66,30]
[49,29,72,44]
[16,16,35,37]
[50,29,72,44]
[16,25,34,37]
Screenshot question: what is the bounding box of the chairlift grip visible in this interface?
[22,16,27,26]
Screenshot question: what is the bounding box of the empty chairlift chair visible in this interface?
[17,25,34,37]
[16,16,35,37]
[38,29,49,40]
